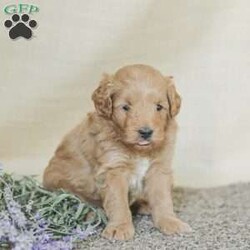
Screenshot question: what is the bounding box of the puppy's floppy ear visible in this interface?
[92,74,116,118]
[166,76,181,118]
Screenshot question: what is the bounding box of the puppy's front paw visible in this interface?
[155,216,192,235]
[102,222,135,240]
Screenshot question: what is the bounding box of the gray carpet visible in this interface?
[79,183,250,250]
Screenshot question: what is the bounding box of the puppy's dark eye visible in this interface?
[156,104,163,111]
[122,104,130,111]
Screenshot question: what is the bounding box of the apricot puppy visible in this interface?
[43,64,191,240]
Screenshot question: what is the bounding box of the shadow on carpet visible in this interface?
[80,183,250,250]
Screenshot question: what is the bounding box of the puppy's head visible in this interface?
[92,64,181,152]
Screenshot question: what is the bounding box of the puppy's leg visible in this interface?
[43,157,98,202]
[145,168,191,235]
[99,168,134,240]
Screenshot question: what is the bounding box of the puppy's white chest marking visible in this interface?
[130,158,150,193]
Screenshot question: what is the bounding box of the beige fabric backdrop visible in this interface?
[1,0,250,187]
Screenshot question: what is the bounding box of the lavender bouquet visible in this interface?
[0,165,107,250]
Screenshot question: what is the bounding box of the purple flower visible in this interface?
[73,226,95,240]
[0,170,101,250]
[0,212,33,250]
[13,232,34,250]
[32,238,73,250]
[4,187,27,228]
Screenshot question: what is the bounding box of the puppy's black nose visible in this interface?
[138,127,153,140]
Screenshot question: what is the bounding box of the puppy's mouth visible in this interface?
[137,140,151,147]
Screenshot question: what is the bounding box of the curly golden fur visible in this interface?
[43,64,191,240]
